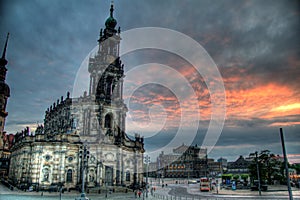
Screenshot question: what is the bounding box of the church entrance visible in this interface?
[105,166,113,186]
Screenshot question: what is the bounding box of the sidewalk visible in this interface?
[186,183,300,198]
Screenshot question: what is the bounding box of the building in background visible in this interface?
[207,158,222,177]
[217,157,228,173]
[227,155,251,175]
[154,144,209,179]
[9,4,144,191]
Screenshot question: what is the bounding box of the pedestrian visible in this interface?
[138,189,141,198]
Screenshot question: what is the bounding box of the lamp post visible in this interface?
[280,128,293,200]
[76,144,90,200]
[144,155,150,198]
[105,182,108,198]
[58,182,64,200]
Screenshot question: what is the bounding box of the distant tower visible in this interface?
[0,33,10,150]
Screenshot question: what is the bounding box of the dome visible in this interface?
[105,16,117,29]
[0,82,10,97]
[105,4,117,29]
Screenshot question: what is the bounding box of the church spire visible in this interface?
[110,1,114,17]
[104,2,117,30]
[0,33,9,67]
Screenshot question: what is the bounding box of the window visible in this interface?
[42,168,50,181]
[126,171,130,182]
[68,156,73,162]
[104,113,113,128]
[66,169,72,182]
[45,155,51,161]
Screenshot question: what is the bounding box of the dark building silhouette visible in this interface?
[0,33,11,177]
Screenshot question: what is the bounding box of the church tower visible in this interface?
[88,3,127,139]
[0,33,10,150]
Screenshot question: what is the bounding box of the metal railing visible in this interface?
[152,193,217,200]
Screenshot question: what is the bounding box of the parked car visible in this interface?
[28,185,34,192]
[188,180,197,184]
[49,183,59,192]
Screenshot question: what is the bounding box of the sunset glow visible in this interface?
[271,103,300,112]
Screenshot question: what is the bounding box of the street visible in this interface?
[1,182,300,200]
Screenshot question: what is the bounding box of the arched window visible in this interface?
[66,169,72,182]
[104,113,113,128]
[42,167,50,181]
[126,171,130,182]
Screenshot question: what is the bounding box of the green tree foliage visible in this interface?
[233,174,240,180]
[221,174,232,180]
[248,150,284,184]
[291,164,300,174]
[241,174,249,181]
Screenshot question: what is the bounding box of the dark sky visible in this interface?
[0,0,299,162]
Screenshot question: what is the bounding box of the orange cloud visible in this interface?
[125,61,300,130]
[225,81,300,125]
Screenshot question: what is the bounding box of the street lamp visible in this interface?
[58,182,64,200]
[144,155,150,198]
[76,144,90,200]
[105,181,108,198]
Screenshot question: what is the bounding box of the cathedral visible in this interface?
[8,4,145,191]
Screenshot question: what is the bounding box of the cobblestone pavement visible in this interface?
[0,183,156,200]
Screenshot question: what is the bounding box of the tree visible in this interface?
[291,164,300,174]
[241,174,249,182]
[248,150,283,184]
[233,174,240,180]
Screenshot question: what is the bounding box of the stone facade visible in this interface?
[9,128,81,190]
[8,4,144,191]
